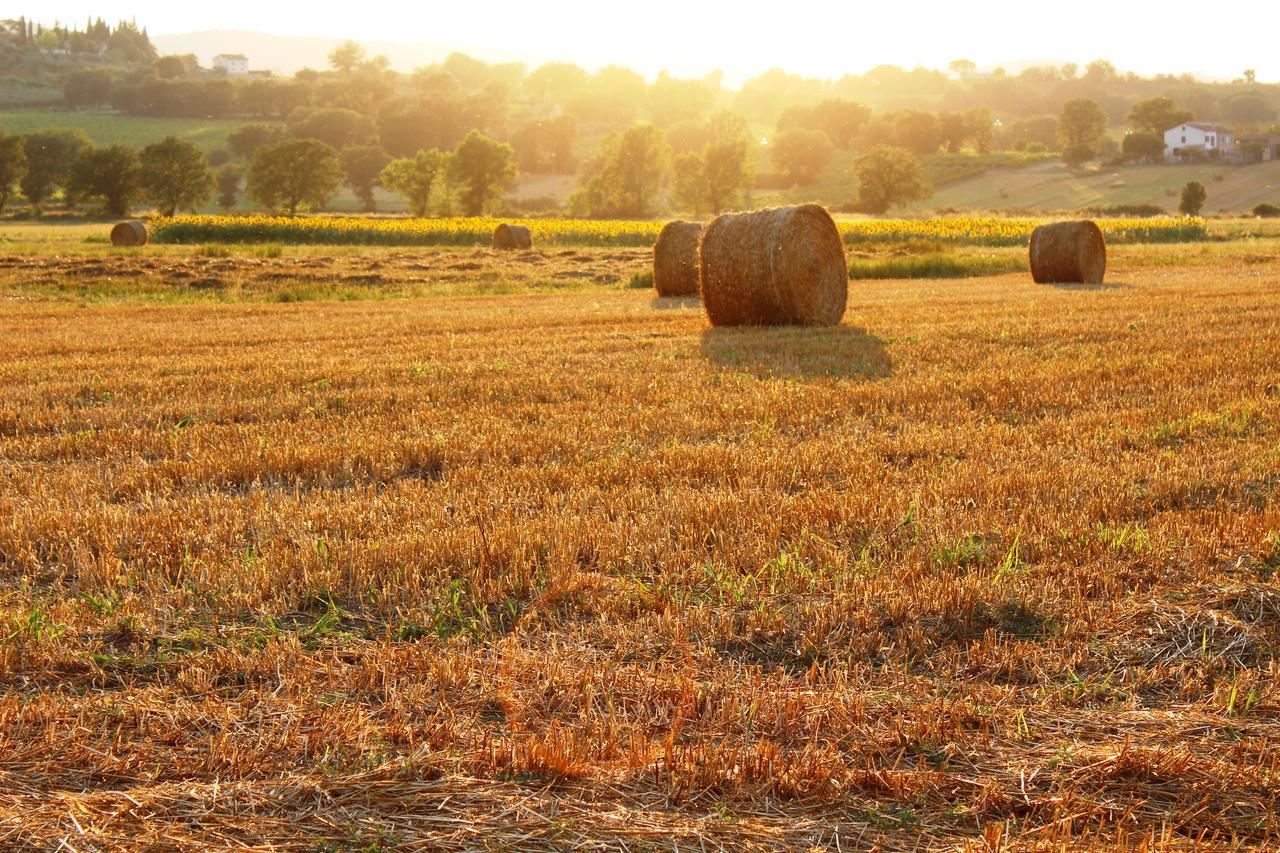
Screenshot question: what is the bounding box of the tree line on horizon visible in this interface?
[4,22,1280,219]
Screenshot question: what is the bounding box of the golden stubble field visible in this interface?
[1,244,1279,850]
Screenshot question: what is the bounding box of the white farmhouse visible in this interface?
[213,54,250,77]
[1164,122,1235,161]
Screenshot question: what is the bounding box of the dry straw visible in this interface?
[652,220,703,297]
[492,223,533,251]
[698,204,848,326]
[1029,220,1107,284]
[110,220,148,247]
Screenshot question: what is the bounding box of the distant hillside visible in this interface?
[151,31,534,76]
[899,160,1280,214]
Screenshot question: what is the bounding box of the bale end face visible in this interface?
[653,220,703,297]
[1029,220,1106,284]
[698,204,847,327]
[110,220,148,248]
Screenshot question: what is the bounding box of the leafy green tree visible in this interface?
[1127,97,1194,136]
[804,99,871,149]
[1058,98,1108,149]
[671,138,751,215]
[67,145,141,216]
[21,128,92,212]
[247,139,342,216]
[1062,143,1096,166]
[510,115,578,174]
[854,145,931,214]
[63,69,113,109]
[771,128,833,186]
[328,41,365,75]
[891,111,942,155]
[289,108,373,151]
[341,145,392,212]
[1122,132,1165,162]
[1179,181,1207,215]
[216,164,242,210]
[379,148,447,216]
[445,131,518,216]
[139,137,214,216]
[0,132,27,212]
[227,124,282,160]
[568,124,670,218]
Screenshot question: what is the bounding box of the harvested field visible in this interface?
[1,239,1279,849]
[0,248,650,303]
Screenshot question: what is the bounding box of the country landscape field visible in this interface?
[3,5,1280,852]
[2,220,1280,849]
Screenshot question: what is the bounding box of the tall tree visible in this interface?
[0,132,27,212]
[216,164,242,210]
[139,136,214,216]
[1058,98,1108,149]
[568,124,671,218]
[342,145,392,212]
[445,131,518,216]
[1127,97,1194,136]
[20,128,91,212]
[771,128,833,186]
[67,145,141,217]
[247,139,342,216]
[379,148,448,216]
[854,146,931,214]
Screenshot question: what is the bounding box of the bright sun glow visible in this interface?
[32,0,1280,83]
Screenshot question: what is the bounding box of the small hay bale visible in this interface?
[110,220,148,248]
[492,223,533,251]
[1028,220,1106,284]
[652,220,703,297]
[698,204,847,326]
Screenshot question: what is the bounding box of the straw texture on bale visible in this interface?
[1029,220,1106,284]
[110,220,148,247]
[652,220,703,297]
[698,204,847,326]
[492,223,533,251]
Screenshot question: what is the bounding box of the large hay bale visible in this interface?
[698,204,847,326]
[652,220,703,297]
[110,220,148,247]
[492,223,533,251]
[1028,220,1106,284]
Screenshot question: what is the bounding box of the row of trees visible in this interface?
[2,17,155,63]
[0,119,933,218]
[0,126,521,218]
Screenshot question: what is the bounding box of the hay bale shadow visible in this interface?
[649,296,702,311]
[699,325,891,380]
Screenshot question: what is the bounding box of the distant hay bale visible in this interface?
[698,204,847,326]
[652,220,703,297]
[492,223,532,251]
[110,220,148,247]
[1028,220,1106,284]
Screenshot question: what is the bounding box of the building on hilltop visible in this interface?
[1164,122,1236,162]
[1238,134,1280,162]
[213,54,250,77]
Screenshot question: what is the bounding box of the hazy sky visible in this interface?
[36,1,1280,84]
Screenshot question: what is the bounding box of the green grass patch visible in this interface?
[848,253,1024,280]
[0,109,275,152]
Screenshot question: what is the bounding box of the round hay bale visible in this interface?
[492,223,533,251]
[110,220,148,248]
[1028,220,1106,284]
[698,204,847,327]
[652,220,703,297]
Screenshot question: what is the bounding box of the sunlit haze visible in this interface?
[33,0,1280,83]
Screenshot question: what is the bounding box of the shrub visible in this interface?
[1253,203,1280,218]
